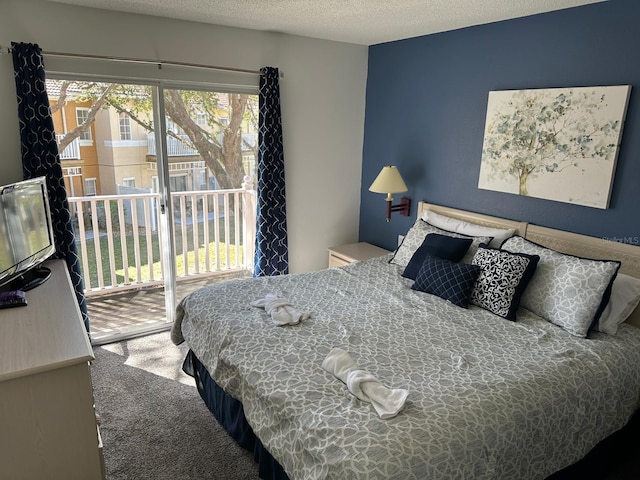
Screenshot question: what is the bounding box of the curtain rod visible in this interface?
[2,45,263,75]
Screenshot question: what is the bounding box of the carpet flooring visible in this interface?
[90,331,259,480]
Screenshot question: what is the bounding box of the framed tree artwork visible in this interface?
[478,85,631,209]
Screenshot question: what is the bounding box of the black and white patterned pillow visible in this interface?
[501,236,620,337]
[470,244,540,321]
[411,254,481,308]
[390,219,492,268]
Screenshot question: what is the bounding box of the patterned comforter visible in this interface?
[172,255,640,480]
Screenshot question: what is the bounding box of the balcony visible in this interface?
[146,132,258,157]
[147,133,198,157]
[69,187,256,342]
[57,134,80,160]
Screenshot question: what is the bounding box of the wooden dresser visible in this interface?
[0,259,104,480]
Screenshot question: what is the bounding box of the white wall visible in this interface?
[0,0,368,273]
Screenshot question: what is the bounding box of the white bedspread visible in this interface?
[172,254,640,480]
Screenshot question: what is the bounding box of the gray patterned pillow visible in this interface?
[501,236,620,337]
[470,244,539,321]
[390,220,492,268]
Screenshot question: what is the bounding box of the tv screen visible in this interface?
[0,176,56,291]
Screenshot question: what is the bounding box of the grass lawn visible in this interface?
[79,217,247,289]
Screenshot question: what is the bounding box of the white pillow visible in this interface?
[389,219,491,267]
[421,210,515,248]
[595,273,640,335]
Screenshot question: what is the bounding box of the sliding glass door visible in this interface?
[47,76,257,344]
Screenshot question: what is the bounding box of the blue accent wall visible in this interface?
[360,0,640,251]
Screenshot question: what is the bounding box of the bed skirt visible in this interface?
[182,349,291,480]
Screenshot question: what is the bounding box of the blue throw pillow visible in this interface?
[470,244,540,321]
[411,254,481,308]
[402,233,473,280]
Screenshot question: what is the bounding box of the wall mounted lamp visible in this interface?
[369,165,411,222]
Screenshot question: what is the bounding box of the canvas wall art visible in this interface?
[478,85,631,209]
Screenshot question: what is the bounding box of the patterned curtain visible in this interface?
[11,42,90,333]
[254,66,289,277]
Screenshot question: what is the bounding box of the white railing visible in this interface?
[147,133,258,157]
[147,133,198,157]
[147,161,206,172]
[57,134,80,160]
[68,186,256,295]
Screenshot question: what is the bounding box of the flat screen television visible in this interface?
[0,176,56,291]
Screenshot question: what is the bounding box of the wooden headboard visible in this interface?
[418,202,528,237]
[417,201,640,328]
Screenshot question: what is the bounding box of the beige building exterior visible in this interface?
[48,80,257,199]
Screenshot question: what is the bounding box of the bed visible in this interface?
[171,201,640,480]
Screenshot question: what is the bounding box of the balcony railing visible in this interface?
[147,133,258,157]
[57,134,80,160]
[147,133,198,157]
[68,187,256,295]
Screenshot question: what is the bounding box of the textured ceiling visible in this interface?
[47,0,604,45]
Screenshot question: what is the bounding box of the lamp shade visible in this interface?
[369,166,408,194]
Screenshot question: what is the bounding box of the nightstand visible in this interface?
[327,242,390,268]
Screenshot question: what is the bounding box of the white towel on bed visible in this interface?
[250,294,310,326]
[322,347,409,419]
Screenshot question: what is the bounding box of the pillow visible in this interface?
[421,210,515,248]
[402,234,473,280]
[501,236,621,337]
[390,219,492,268]
[595,273,640,335]
[470,244,540,320]
[411,254,481,308]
